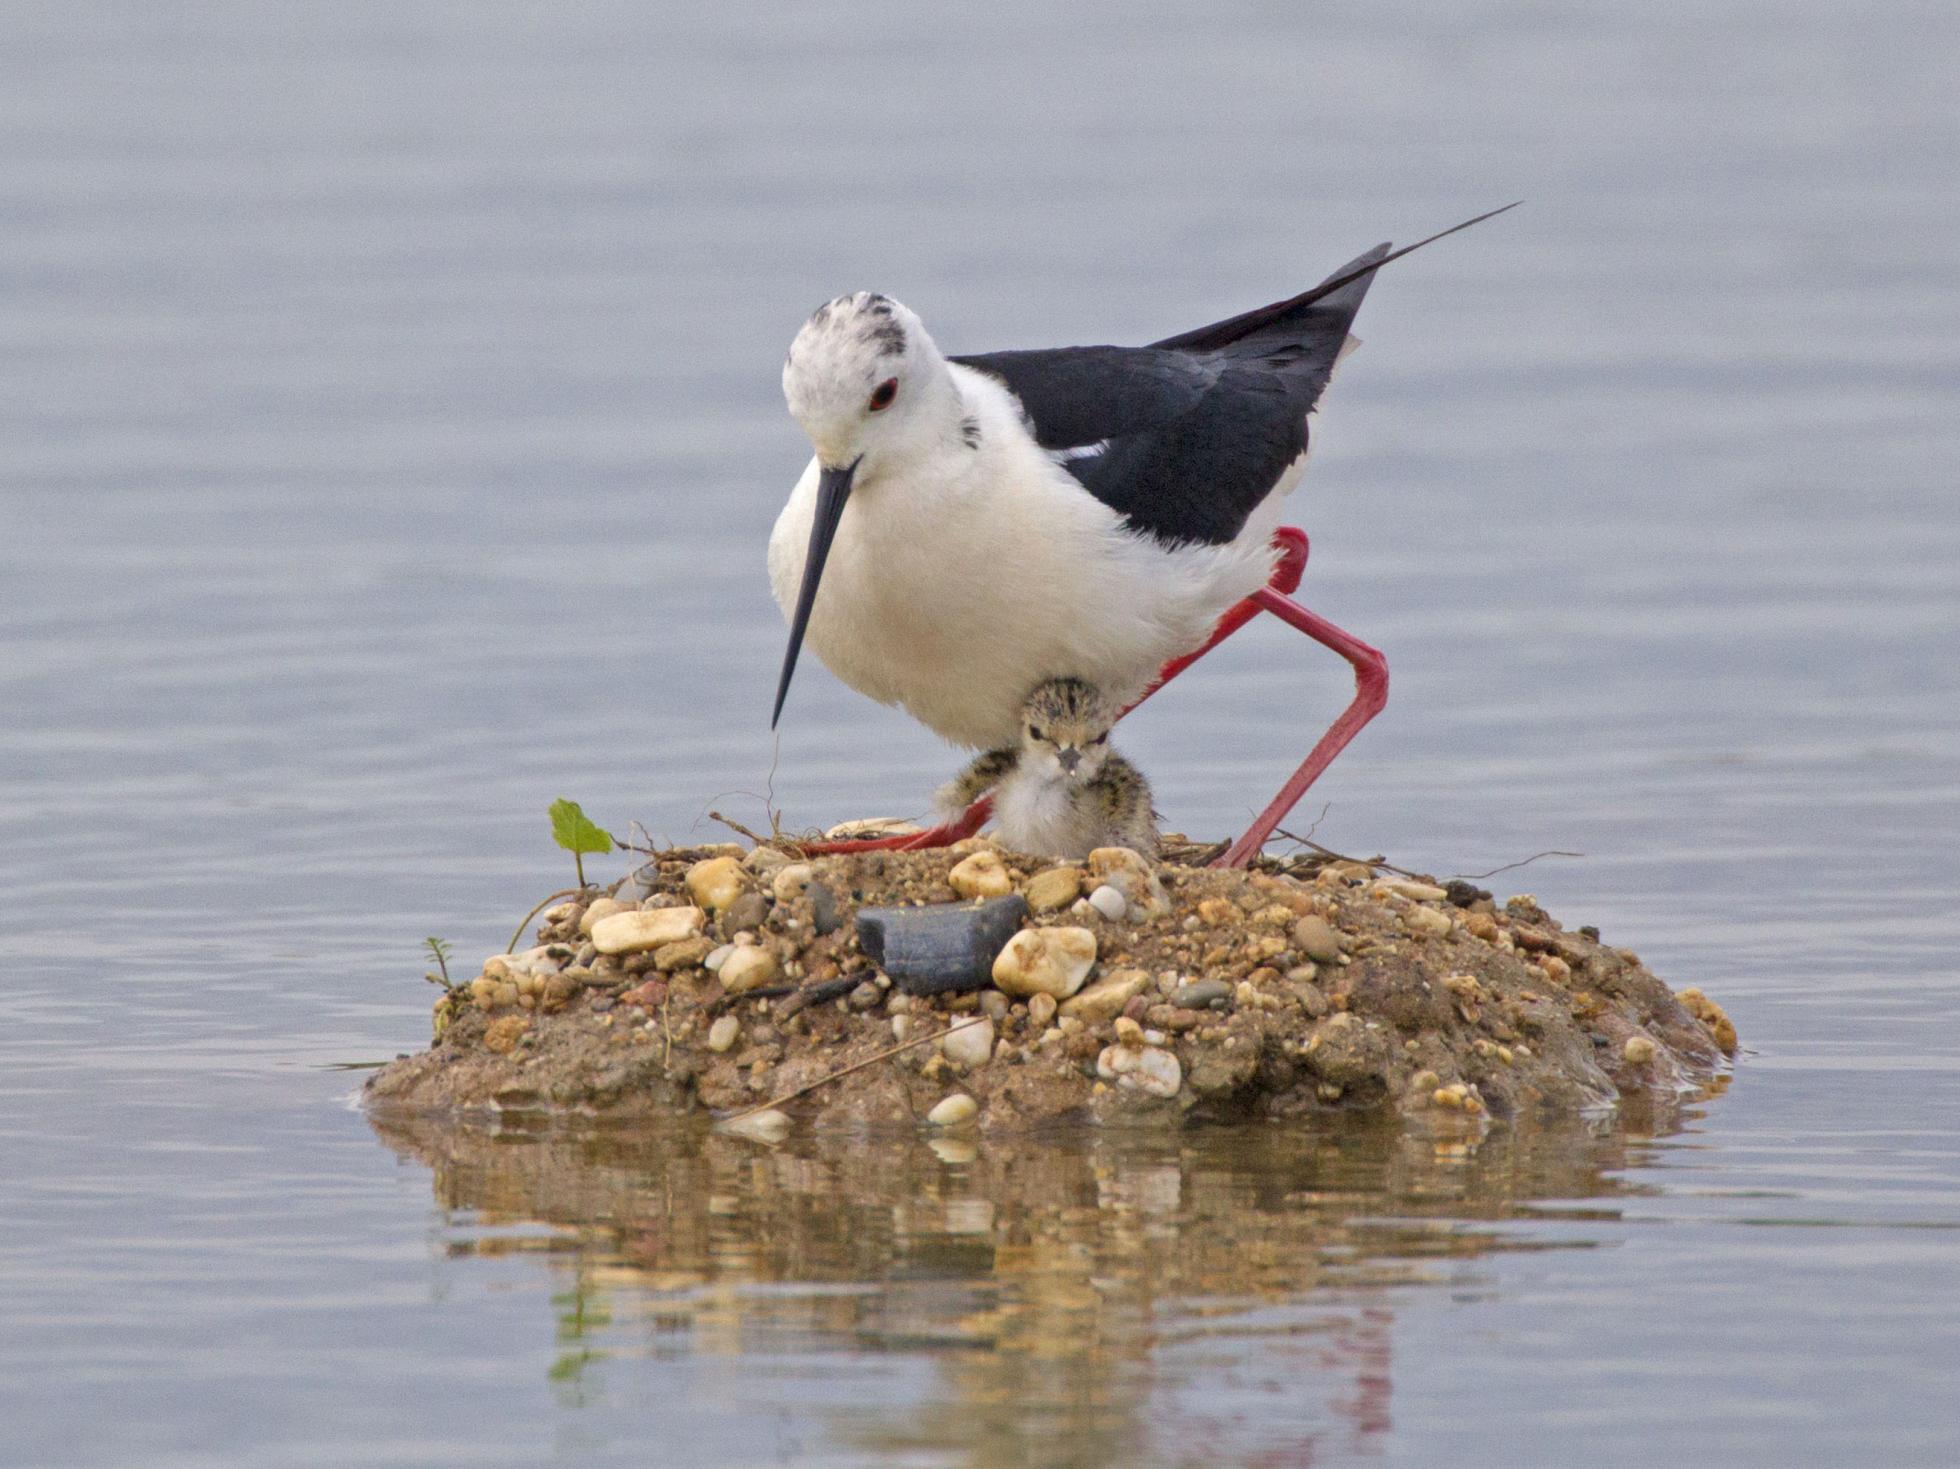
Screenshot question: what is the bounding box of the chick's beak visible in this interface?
[1057,747,1081,774]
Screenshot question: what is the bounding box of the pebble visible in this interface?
[1290,914,1344,964]
[719,946,781,993]
[1051,968,1145,1022]
[1023,866,1084,912]
[1197,897,1239,926]
[707,1015,741,1052]
[578,898,627,936]
[720,1109,791,1144]
[891,1014,914,1042]
[1086,884,1128,921]
[805,881,844,935]
[1085,846,1171,918]
[1026,992,1057,1028]
[705,943,735,972]
[590,906,707,955]
[979,990,1009,1021]
[718,889,772,937]
[1402,905,1454,939]
[848,981,883,1011]
[1624,1035,1657,1065]
[770,862,815,902]
[1096,1043,1182,1098]
[857,894,1030,996]
[1171,978,1233,1010]
[1373,878,1449,903]
[941,1016,996,1069]
[948,849,1015,899]
[684,856,750,914]
[927,1092,978,1126]
[654,936,716,971]
[991,926,1097,999]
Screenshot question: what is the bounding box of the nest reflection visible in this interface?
[369,1108,1696,1464]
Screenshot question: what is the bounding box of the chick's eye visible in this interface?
[868,378,898,411]
[1090,733,1109,745]
[1028,727,1047,743]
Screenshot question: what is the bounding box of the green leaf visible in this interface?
[549,798,615,856]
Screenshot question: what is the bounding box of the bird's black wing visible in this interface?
[952,245,1389,547]
[948,345,1220,452]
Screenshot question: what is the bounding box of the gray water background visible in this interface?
[2,2,1957,1464]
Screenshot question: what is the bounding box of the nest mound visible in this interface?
[367,838,1736,1131]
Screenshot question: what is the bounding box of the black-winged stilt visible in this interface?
[768,205,1516,866]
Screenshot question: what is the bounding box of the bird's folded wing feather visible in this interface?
[951,244,1389,547]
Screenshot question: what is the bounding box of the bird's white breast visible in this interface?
[769,364,1284,749]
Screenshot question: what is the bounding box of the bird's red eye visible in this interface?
[868,378,898,411]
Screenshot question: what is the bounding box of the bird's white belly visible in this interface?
[769,452,1284,749]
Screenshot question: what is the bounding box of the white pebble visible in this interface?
[941,1017,996,1069]
[707,1015,740,1053]
[1086,884,1128,921]
[704,943,735,973]
[927,1092,978,1126]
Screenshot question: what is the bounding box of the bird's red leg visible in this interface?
[1211,588,1387,868]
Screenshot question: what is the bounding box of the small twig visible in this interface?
[706,809,773,848]
[1448,851,1584,882]
[776,974,861,1020]
[720,1015,991,1125]
[709,982,798,1015]
[505,888,582,955]
[1273,829,1423,880]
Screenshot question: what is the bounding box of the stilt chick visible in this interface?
[936,677,1158,860]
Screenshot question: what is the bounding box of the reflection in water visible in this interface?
[369,1109,1701,1464]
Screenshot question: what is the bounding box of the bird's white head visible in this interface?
[772,291,964,727]
[781,292,952,476]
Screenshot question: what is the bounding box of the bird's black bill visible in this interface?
[771,458,858,729]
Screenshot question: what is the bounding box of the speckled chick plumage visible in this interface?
[937,677,1160,860]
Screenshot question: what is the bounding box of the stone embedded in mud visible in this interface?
[707,1015,740,1052]
[482,1015,529,1054]
[948,850,1014,899]
[591,906,707,955]
[1402,904,1454,939]
[684,856,750,914]
[1097,1042,1182,1098]
[1172,978,1232,1010]
[1027,992,1057,1028]
[856,894,1029,996]
[718,946,780,993]
[1023,866,1083,913]
[927,1092,978,1126]
[1291,914,1344,964]
[992,926,1096,999]
[1060,967,1149,1021]
[654,936,716,972]
[771,862,815,902]
[941,1016,995,1069]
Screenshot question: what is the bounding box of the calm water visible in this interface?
[4,3,1958,1465]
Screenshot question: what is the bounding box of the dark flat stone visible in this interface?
[856,895,1029,996]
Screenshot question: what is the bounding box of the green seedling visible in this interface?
[423,935,455,989]
[550,798,616,890]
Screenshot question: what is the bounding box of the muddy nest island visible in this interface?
[369,836,1737,1131]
